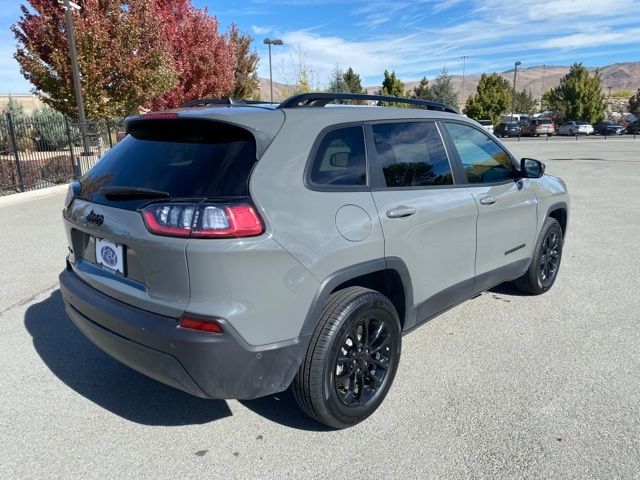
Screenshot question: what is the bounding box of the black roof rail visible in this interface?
[179,98,278,108]
[278,92,459,114]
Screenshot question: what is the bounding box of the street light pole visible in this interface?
[460,54,469,110]
[511,60,522,120]
[61,0,90,155]
[263,38,283,102]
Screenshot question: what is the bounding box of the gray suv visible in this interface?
[59,93,569,429]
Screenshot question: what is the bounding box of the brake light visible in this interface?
[179,316,223,334]
[141,202,263,238]
[141,112,179,120]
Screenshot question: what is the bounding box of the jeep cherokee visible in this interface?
[60,93,569,429]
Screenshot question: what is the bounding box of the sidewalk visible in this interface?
[0,184,68,208]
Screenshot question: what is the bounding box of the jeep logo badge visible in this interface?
[86,210,104,227]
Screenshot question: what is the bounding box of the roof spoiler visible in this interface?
[180,98,278,107]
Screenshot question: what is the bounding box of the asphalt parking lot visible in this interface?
[1,136,639,479]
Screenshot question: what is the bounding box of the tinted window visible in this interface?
[445,123,514,184]
[309,126,366,186]
[372,122,452,187]
[80,119,256,209]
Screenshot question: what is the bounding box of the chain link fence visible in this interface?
[0,112,123,196]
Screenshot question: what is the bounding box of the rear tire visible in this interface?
[292,287,401,429]
[514,217,563,295]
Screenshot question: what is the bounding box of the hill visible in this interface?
[365,62,640,108]
[258,61,640,106]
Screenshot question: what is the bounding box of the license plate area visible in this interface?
[95,237,125,275]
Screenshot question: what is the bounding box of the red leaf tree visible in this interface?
[146,0,237,110]
[13,0,174,118]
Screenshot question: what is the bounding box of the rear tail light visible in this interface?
[141,202,263,238]
[179,316,223,334]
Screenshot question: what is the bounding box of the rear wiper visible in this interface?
[99,186,171,200]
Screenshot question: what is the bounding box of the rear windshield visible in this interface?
[79,119,256,209]
[537,119,553,124]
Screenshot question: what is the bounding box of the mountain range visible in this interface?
[259,61,640,105]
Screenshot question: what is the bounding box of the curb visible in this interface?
[0,184,68,208]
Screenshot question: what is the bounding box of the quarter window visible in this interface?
[444,123,514,183]
[372,122,453,187]
[309,126,367,186]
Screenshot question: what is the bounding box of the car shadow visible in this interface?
[489,282,532,297]
[24,289,232,426]
[239,391,331,432]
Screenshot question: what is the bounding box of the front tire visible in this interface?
[292,287,402,429]
[514,217,563,295]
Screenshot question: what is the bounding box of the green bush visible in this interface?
[31,106,80,151]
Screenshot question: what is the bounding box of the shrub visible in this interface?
[42,155,73,184]
[0,159,18,191]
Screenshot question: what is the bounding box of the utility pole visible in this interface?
[263,38,283,102]
[511,60,521,120]
[61,0,90,155]
[541,64,546,101]
[460,54,469,110]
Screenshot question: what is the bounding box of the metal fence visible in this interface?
[0,112,122,196]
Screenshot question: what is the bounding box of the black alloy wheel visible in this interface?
[334,317,394,407]
[292,287,401,429]
[513,217,563,295]
[539,229,561,286]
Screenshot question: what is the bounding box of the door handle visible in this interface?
[386,206,416,219]
[479,196,497,205]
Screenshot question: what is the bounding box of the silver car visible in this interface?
[60,93,569,429]
[558,120,594,136]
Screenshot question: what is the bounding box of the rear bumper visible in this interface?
[59,265,309,400]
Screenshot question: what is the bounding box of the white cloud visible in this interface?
[258,0,640,87]
[251,25,271,35]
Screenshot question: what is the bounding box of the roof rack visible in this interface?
[179,98,277,107]
[278,92,459,114]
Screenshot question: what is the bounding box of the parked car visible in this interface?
[478,119,494,134]
[625,119,640,134]
[557,121,594,136]
[593,120,624,135]
[522,117,555,136]
[495,121,522,137]
[59,92,569,429]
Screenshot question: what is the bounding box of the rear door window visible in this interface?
[371,122,453,187]
[79,119,257,209]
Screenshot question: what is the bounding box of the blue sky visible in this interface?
[1,0,639,93]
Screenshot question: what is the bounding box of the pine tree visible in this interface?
[513,89,538,115]
[1,95,25,119]
[412,77,431,100]
[378,70,408,107]
[463,73,511,124]
[628,88,640,115]
[343,67,364,94]
[327,67,348,93]
[544,63,606,123]
[228,24,259,100]
[430,67,458,107]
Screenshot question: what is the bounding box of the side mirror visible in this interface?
[519,158,545,178]
[329,152,349,167]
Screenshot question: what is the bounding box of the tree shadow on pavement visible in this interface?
[24,289,232,426]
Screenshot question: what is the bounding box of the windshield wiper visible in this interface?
[99,186,171,201]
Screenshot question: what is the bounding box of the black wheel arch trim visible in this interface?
[546,201,568,240]
[299,257,414,337]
